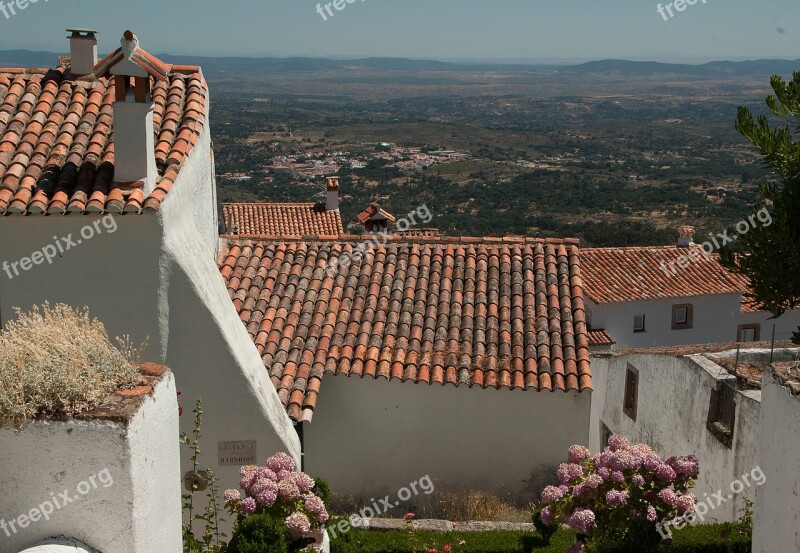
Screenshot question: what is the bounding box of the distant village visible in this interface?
[217,143,472,181]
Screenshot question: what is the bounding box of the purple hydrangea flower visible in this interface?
[657,489,679,507]
[676,494,696,514]
[632,475,645,487]
[611,471,625,483]
[223,489,241,504]
[541,485,565,503]
[557,463,584,485]
[568,445,592,464]
[285,511,311,538]
[567,508,596,535]
[607,436,631,452]
[605,489,629,507]
[266,452,296,473]
[655,464,677,483]
[646,505,658,522]
[241,497,257,515]
[539,505,553,525]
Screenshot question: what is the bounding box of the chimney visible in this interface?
[326,176,340,211]
[66,28,98,77]
[110,31,159,194]
[677,226,695,247]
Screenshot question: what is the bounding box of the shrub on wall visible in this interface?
[0,303,142,428]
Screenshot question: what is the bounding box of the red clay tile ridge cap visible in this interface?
[221,235,582,246]
[357,202,396,223]
[770,361,800,395]
[94,30,172,80]
[72,363,171,423]
[596,340,798,358]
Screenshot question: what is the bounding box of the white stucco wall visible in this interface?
[0,76,299,531]
[304,374,591,502]
[752,368,800,553]
[739,309,800,344]
[0,372,181,553]
[589,352,761,522]
[588,294,745,349]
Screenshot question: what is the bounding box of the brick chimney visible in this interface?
[677,226,695,247]
[109,31,158,193]
[67,28,98,77]
[326,176,340,211]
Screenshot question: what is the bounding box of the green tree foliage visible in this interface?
[720,73,800,344]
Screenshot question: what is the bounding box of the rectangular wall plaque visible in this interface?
[217,440,257,466]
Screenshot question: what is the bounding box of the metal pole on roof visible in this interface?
[770,323,776,364]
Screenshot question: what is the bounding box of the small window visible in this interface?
[707,383,736,448]
[600,421,612,450]
[672,304,694,330]
[633,314,646,333]
[623,364,639,421]
[737,324,760,342]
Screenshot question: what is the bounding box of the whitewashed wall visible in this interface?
[0,83,300,515]
[589,352,761,522]
[752,367,800,553]
[304,374,591,502]
[0,372,181,552]
[587,294,743,349]
[739,309,800,344]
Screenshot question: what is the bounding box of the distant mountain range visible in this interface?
[0,49,797,78]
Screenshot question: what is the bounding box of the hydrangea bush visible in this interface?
[535,438,699,552]
[224,452,329,544]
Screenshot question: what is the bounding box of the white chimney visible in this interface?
[677,226,695,247]
[326,176,340,211]
[111,31,158,194]
[67,29,98,77]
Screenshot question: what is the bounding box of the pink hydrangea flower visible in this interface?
[605,489,629,507]
[657,489,679,507]
[240,471,259,493]
[607,436,631,452]
[304,493,329,523]
[676,494,696,514]
[541,485,565,503]
[223,489,241,504]
[646,505,658,522]
[583,474,603,489]
[655,464,677,483]
[539,505,553,525]
[667,455,700,478]
[240,465,259,477]
[557,463,584,484]
[277,479,301,501]
[611,471,625,483]
[632,475,645,487]
[285,511,311,538]
[293,472,316,492]
[568,445,592,464]
[266,452,296,473]
[567,508,596,535]
[257,467,278,482]
[241,497,257,515]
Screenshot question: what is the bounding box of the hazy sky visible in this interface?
[0,0,797,62]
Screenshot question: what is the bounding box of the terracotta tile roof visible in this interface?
[0,63,207,214]
[587,328,615,346]
[222,203,344,237]
[357,202,396,224]
[219,236,592,421]
[580,246,748,304]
